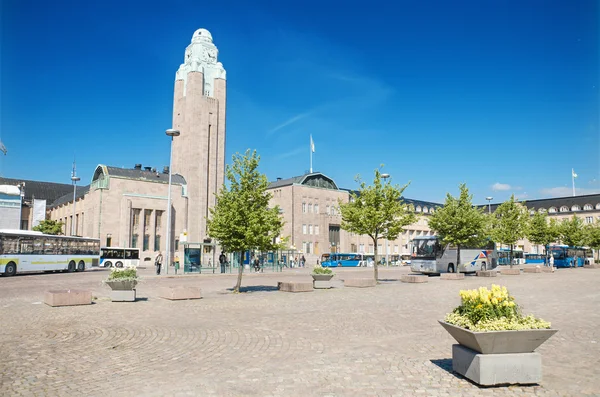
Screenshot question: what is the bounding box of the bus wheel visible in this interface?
[105,261,113,268]
[68,261,76,273]
[481,262,486,271]
[116,261,123,268]
[77,261,85,272]
[4,262,17,277]
[447,264,455,273]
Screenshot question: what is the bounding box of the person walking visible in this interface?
[155,252,163,275]
[219,252,227,274]
[301,255,306,268]
[549,255,555,271]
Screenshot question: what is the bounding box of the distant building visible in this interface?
[267,172,441,264]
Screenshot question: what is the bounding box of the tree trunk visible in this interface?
[510,244,514,268]
[373,237,379,282]
[234,251,244,293]
[456,244,461,273]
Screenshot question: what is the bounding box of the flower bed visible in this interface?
[444,285,550,332]
[312,263,333,275]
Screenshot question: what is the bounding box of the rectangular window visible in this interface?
[308,203,312,213]
[315,225,319,235]
[155,210,163,229]
[143,234,150,251]
[81,213,84,235]
[359,244,365,253]
[368,244,374,254]
[175,239,179,251]
[154,235,161,251]
[307,242,312,254]
[302,202,306,213]
[350,243,357,252]
[309,224,313,235]
[302,224,307,234]
[144,210,152,232]
[326,205,330,215]
[314,204,319,214]
[75,214,79,235]
[585,216,593,224]
[314,242,319,255]
[131,234,139,248]
[378,244,382,253]
[302,241,307,253]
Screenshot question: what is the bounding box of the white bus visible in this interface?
[410,235,497,274]
[0,229,100,277]
[99,247,140,268]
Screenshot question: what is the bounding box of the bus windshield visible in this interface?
[413,238,438,259]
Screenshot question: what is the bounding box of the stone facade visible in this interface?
[171,28,226,245]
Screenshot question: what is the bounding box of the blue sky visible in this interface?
[1,0,598,204]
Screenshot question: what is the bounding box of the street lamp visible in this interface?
[164,129,180,275]
[18,182,25,230]
[485,197,493,214]
[71,165,80,236]
[381,173,390,266]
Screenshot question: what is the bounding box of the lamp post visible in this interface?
[485,197,493,215]
[381,173,390,266]
[71,165,80,236]
[164,129,180,275]
[18,182,25,230]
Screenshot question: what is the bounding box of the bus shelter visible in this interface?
[183,241,219,274]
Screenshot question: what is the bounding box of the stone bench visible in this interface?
[343,278,377,288]
[441,273,465,280]
[45,290,92,307]
[523,267,542,274]
[160,286,202,300]
[400,275,428,283]
[500,268,521,275]
[476,270,497,277]
[278,281,313,292]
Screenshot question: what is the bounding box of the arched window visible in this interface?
[415,206,422,212]
[596,203,600,210]
[584,204,593,211]
[548,207,557,213]
[538,208,546,213]
[560,206,569,212]
[422,206,428,213]
[429,208,435,214]
[571,205,581,212]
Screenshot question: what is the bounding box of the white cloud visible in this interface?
[268,113,311,135]
[540,186,600,197]
[492,183,512,191]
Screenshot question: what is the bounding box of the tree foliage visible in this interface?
[489,195,529,267]
[584,223,600,260]
[32,219,64,235]
[558,215,585,247]
[207,149,284,293]
[427,183,488,271]
[338,167,416,282]
[527,212,559,258]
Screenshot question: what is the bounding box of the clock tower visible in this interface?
[171,28,226,245]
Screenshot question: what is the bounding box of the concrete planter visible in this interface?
[312,273,334,289]
[439,321,557,386]
[105,279,138,291]
[438,321,557,354]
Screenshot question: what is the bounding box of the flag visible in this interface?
[572,169,578,178]
[0,140,6,155]
[310,135,315,153]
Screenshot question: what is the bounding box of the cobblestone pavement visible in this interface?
[1,265,599,396]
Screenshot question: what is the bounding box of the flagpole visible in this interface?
[572,168,576,197]
[310,135,313,173]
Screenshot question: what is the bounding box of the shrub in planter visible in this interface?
[444,284,550,331]
[104,267,139,290]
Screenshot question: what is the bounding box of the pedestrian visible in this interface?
[301,255,306,268]
[573,255,578,268]
[549,255,554,270]
[174,254,180,274]
[155,252,163,275]
[219,251,227,274]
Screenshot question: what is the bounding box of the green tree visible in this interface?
[584,223,600,261]
[489,195,529,268]
[32,219,64,235]
[559,215,585,247]
[207,150,284,293]
[527,212,560,263]
[427,183,488,272]
[338,167,416,282]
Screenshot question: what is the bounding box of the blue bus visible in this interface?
[525,253,546,265]
[497,248,524,265]
[549,245,587,268]
[321,253,367,267]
